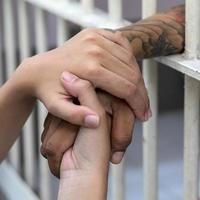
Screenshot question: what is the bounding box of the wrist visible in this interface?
[2,60,36,104]
[117,28,143,60]
[58,169,108,200]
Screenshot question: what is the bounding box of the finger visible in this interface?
[41,114,61,143]
[47,97,100,128]
[110,100,135,164]
[99,50,150,119]
[43,113,52,128]
[41,115,62,158]
[69,66,147,120]
[61,73,103,112]
[95,29,151,119]
[94,32,134,67]
[99,48,140,84]
[60,71,111,166]
[44,121,78,177]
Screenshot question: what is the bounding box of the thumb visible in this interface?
[47,95,100,128]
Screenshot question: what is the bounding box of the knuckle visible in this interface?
[86,64,101,77]
[83,29,98,43]
[112,135,132,151]
[81,80,93,90]
[40,145,47,159]
[88,46,103,58]
[43,142,57,157]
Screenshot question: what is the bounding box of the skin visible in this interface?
[57,73,110,200]
[42,4,186,177]
[0,29,145,162]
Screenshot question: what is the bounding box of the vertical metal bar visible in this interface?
[81,0,94,13]
[185,0,200,58]
[142,1,158,200]
[18,0,36,189]
[107,0,125,199]
[111,161,125,200]
[56,0,70,46]
[3,0,21,172]
[35,7,51,200]
[0,38,2,86]
[184,76,200,200]
[0,14,2,86]
[184,1,200,200]
[108,0,122,23]
[57,18,69,46]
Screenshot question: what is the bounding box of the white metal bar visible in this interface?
[35,7,51,200]
[184,1,200,199]
[81,0,94,14]
[57,18,69,46]
[0,17,2,86]
[24,0,130,28]
[0,161,39,200]
[184,76,200,200]
[108,0,122,23]
[142,1,158,200]
[0,42,2,86]
[111,161,125,200]
[155,55,200,81]
[185,0,200,58]
[18,0,36,189]
[108,0,124,199]
[3,0,21,172]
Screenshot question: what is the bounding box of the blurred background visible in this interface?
[0,0,186,199]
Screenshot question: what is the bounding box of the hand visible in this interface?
[41,90,135,177]
[56,74,110,200]
[18,28,150,125]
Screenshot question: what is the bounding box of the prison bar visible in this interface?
[142,0,158,199]
[57,0,70,46]
[2,0,21,172]
[142,1,158,200]
[107,0,125,199]
[25,0,129,28]
[17,0,36,189]
[0,31,2,86]
[183,0,200,200]
[81,0,94,13]
[34,6,52,200]
[108,0,122,23]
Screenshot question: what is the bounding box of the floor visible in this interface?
[1,110,187,200]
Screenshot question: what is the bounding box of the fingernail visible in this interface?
[84,115,100,128]
[144,108,152,121]
[111,152,124,164]
[148,109,152,118]
[61,72,77,83]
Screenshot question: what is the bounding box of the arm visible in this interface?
[0,66,36,161]
[118,5,185,59]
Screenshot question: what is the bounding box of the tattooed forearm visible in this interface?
[117,5,185,60]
